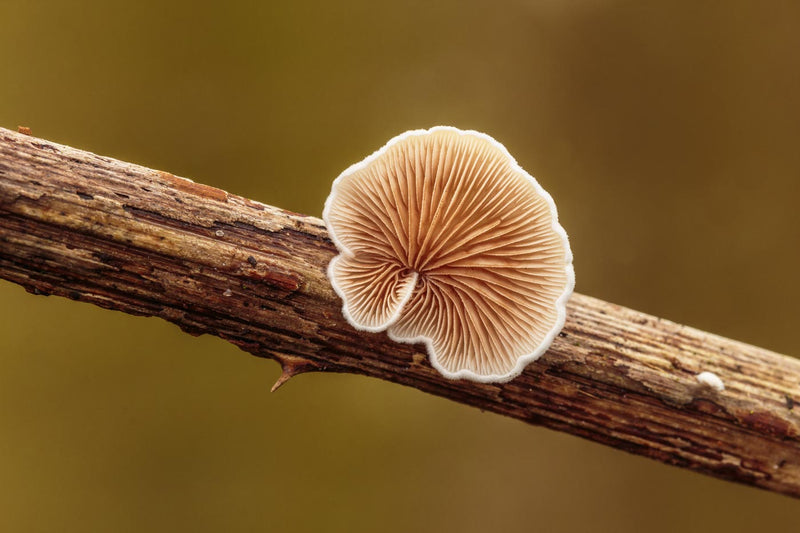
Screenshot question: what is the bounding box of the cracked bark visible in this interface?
[1,127,799,497]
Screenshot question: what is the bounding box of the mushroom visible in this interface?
[323,126,574,382]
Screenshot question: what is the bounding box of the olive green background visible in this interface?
[1,1,799,531]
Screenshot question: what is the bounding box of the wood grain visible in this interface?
[1,127,798,497]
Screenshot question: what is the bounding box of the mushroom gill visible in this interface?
[323,127,574,382]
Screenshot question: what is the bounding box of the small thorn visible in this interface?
[271,369,294,392]
[270,359,315,392]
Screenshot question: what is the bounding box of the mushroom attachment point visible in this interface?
[323,127,574,382]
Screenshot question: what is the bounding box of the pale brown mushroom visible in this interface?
[323,127,574,382]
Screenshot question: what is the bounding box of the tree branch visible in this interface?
[1,127,798,497]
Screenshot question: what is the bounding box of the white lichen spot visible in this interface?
[223,288,233,297]
[696,371,725,392]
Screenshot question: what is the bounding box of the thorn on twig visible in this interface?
[271,358,316,392]
[271,371,293,392]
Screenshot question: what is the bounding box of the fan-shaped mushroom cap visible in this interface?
[323,127,574,383]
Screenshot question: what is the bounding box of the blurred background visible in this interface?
[1,0,798,531]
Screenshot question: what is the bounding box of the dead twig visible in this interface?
[1,127,798,497]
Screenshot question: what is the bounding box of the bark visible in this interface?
[1,127,799,497]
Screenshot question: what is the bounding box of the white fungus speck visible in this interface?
[696,371,725,392]
[223,289,233,297]
[215,229,225,237]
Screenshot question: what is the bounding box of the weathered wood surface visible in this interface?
[1,127,798,497]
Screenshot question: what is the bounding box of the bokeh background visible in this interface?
[1,1,799,531]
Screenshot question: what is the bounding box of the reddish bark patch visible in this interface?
[158,171,228,202]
